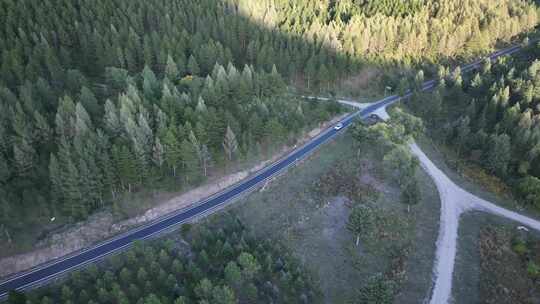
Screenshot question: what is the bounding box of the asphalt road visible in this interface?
[0,41,528,298]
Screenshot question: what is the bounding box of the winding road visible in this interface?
[0,42,530,298]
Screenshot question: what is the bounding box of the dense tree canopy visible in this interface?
[0,0,537,244]
[22,215,321,304]
[0,0,349,238]
[409,43,540,210]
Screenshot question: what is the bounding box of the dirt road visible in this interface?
[410,142,540,304]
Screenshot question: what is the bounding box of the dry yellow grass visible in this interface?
[461,163,512,199]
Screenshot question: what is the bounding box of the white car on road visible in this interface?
[334,123,343,130]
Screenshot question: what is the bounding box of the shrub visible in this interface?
[527,261,540,279]
[357,273,396,304]
[512,241,528,256]
[180,223,192,236]
[516,176,540,209]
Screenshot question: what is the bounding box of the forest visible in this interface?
[7,215,321,304]
[2,0,540,303]
[409,42,540,210]
[0,0,353,239]
[0,0,537,247]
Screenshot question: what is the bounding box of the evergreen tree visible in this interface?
[13,138,36,177]
[200,145,213,177]
[266,119,286,145]
[104,99,121,137]
[152,138,165,169]
[180,139,200,183]
[163,127,182,177]
[33,111,53,144]
[188,55,201,76]
[49,154,63,208]
[401,179,420,212]
[223,125,238,162]
[113,145,138,192]
[64,157,85,219]
[79,86,100,120]
[165,55,179,80]
[7,291,26,304]
[347,205,375,246]
[485,133,511,177]
[455,116,471,155]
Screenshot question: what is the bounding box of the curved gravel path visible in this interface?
[410,142,540,304]
[311,96,540,303]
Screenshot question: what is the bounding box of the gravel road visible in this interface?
[410,142,540,304]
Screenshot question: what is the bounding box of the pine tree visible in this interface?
[317,64,329,91]
[104,99,121,137]
[113,144,138,192]
[63,157,84,220]
[188,55,201,76]
[223,125,238,162]
[49,153,63,207]
[485,133,511,177]
[55,96,76,141]
[152,137,165,168]
[451,67,463,87]
[94,129,117,200]
[414,70,425,91]
[267,64,285,94]
[455,116,471,155]
[143,66,158,100]
[165,55,179,80]
[266,119,286,144]
[347,205,375,246]
[13,138,36,177]
[163,127,182,177]
[79,86,100,120]
[188,130,201,159]
[75,102,93,137]
[180,139,200,183]
[401,179,420,212]
[200,144,213,177]
[305,56,318,90]
[33,111,53,144]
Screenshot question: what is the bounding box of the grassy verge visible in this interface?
[453,212,540,303]
[224,132,440,303]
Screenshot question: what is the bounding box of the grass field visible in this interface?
[221,132,440,303]
[453,212,540,303]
